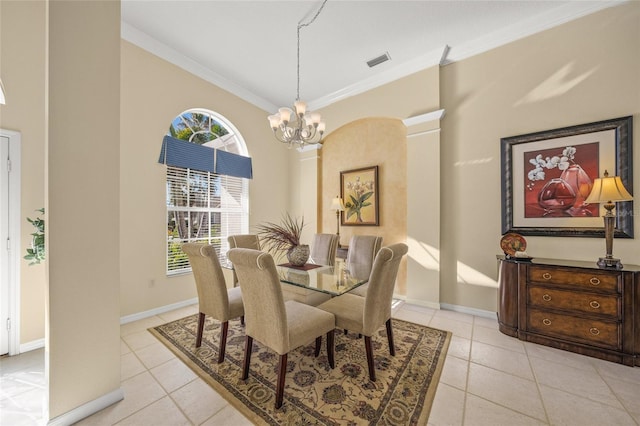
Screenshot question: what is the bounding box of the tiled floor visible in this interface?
[2,302,640,425]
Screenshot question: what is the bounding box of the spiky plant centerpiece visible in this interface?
[256,213,309,266]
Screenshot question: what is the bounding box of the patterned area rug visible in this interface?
[150,315,450,425]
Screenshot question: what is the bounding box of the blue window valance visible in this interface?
[158,136,253,179]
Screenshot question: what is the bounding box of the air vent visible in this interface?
[366,52,391,68]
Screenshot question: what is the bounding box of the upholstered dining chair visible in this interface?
[181,243,244,364]
[309,233,340,266]
[317,243,408,382]
[227,248,336,409]
[227,234,261,287]
[345,235,383,297]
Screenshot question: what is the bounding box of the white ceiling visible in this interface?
[121,0,623,113]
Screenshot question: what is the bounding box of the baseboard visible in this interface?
[440,303,496,319]
[20,338,45,353]
[120,297,198,325]
[47,388,124,426]
[401,296,442,310]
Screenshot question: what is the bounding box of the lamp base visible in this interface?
[597,256,623,270]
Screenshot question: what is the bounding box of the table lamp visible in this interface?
[330,196,345,246]
[584,170,633,269]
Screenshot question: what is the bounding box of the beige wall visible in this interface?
[119,41,291,316]
[440,2,640,311]
[0,0,47,345]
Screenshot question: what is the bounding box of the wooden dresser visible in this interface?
[497,256,640,367]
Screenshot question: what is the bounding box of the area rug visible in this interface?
[150,315,451,425]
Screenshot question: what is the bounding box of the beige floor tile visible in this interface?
[120,316,165,336]
[121,329,161,351]
[428,383,465,426]
[393,307,432,326]
[201,403,253,426]
[540,384,636,426]
[600,373,640,415]
[120,352,146,381]
[157,304,198,323]
[473,315,498,329]
[529,356,624,410]
[120,339,131,356]
[470,341,534,380]
[0,387,45,426]
[429,317,473,339]
[171,378,229,425]
[447,335,471,360]
[398,303,437,316]
[524,341,596,371]
[150,358,198,393]
[114,396,191,426]
[463,394,547,426]
[439,355,468,391]
[472,324,526,353]
[467,363,546,421]
[134,341,176,369]
[433,308,474,324]
[592,356,640,383]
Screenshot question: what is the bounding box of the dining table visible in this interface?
[276,259,368,297]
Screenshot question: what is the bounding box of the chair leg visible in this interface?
[326,330,335,369]
[344,329,348,335]
[314,336,322,357]
[386,318,395,356]
[275,353,288,409]
[196,312,205,348]
[217,321,229,364]
[242,336,253,380]
[240,315,245,326]
[364,336,376,382]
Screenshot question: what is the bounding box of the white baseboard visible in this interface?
[20,338,45,353]
[120,297,198,325]
[47,388,124,426]
[401,296,441,310]
[440,303,496,319]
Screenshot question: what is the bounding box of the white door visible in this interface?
[0,130,21,356]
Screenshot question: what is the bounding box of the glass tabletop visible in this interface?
[276,260,368,296]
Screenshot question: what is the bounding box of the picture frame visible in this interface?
[501,116,633,238]
[341,166,379,226]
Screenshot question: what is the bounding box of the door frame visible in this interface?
[0,129,21,356]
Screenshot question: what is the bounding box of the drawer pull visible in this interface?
[589,277,600,286]
[542,294,552,302]
[589,301,601,309]
[542,273,552,280]
[589,327,600,336]
[542,318,552,326]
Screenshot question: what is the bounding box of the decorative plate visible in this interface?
[500,233,527,256]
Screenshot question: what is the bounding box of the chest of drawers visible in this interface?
[497,257,640,367]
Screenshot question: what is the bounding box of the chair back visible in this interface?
[362,243,408,335]
[182,243,231,320]
[346,235,383,278]
[228,248,289,354]
[309,233,339,266]
[228,234,261,250]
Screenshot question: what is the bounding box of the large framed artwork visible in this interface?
[341,166,379,226]
[501,116,633,238]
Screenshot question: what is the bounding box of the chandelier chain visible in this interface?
[296,0,329,100]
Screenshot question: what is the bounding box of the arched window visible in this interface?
[165,109,249,274]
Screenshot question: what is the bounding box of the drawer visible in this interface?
[528,286,619,318]
[527,265,620,293]
[527,308,620,350]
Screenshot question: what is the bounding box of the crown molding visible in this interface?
[121,22,277,113]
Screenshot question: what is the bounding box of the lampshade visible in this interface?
[330,196,345,211]
[585,170,633,204]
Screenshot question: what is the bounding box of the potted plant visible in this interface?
[256,213,309,266]
[24,208,45,265]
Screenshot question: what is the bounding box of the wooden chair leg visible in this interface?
[326,330,335,369]
[196,312,205,348]
[217,321,229,363]
[344,329,348,335]
[275,353,288,409]
[314,336,322,357]
[242,336,253,380]
[386,318,395,356]
[240,315,245,326]
[364,336,376,382]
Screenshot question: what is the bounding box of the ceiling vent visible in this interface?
[366,52,391,68]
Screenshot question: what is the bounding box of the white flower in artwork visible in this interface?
[527,146,576,181]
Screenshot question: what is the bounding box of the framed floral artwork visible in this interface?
[341,166,379,226]
[501,116,633,238]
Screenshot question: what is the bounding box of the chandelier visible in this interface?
[267,0,327,148]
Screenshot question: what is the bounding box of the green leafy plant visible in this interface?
[256,213,305,255]
[24,208,45,265]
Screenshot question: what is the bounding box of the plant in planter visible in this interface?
[256,213,309,266]
[25,208,45,265]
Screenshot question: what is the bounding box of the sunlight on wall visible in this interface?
[514,62,598,106]
[456,260,499,288]
[453,157,493,167]
[407,237,440,270]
